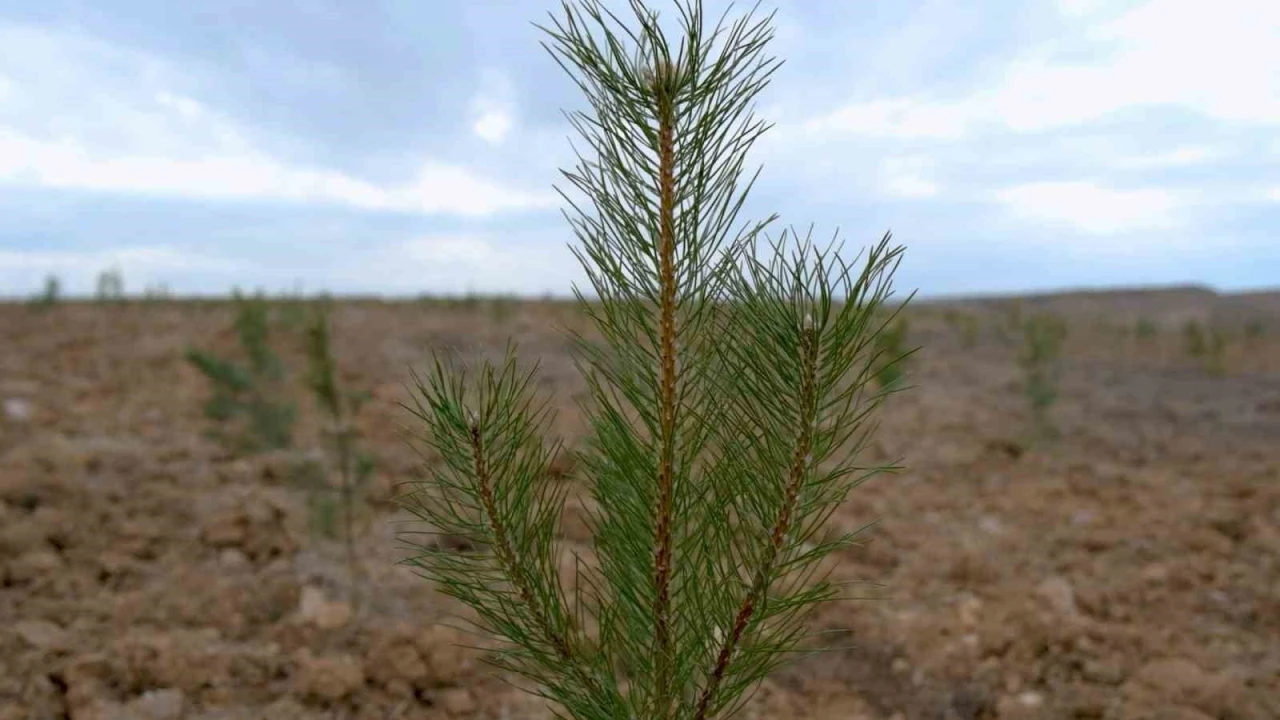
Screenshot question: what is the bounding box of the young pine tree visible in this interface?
[301,300,376,603]
[185,292,296,452]
[397,2,911,719]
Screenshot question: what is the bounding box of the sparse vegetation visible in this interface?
[95,267,125,302]
[142,282,171,302]
[185,292,296,452]
[1184,319,1226,376]
[1019,311,1067,440]
[297,300,377,604]
[28,274,60,310]
[487,295,517,325]
[944,309,979,348]
[873,313,912,389]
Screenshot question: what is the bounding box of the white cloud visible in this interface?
[1114,145,1221,169]
[798,98,968,140]
[880,156,939,198]
[788,0,1280,141]
[474,110,513,145]
[0,24,551,216]
[355,233,580,295]
[154,91,204,119]
[1056,0,1112,18]
[1267,187,1280,202]
[0,129,556,216]
[993,181,1178,234]
[470,68,517,146]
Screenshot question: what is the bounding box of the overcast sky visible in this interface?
[1,0,1277,300]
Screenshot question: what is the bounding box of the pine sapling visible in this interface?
[1204,326,1226,377]
[301,300,377,604]
[1135,317,1157,341]
[29,274,60,311]
[186,292,296,452]
[1184,319,1206,358]
[872,313,913,389]
[1018,311,1067,440]
[944,309,978,349]
[395,2,913,718]
[95,267,125,303]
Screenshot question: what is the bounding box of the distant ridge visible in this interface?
[918,284,1280,331]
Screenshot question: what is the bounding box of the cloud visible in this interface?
[784,0,1280,142]
[0,23,552,216]
[1113,145,1222,169]
[473,111,514,145]
[880,156,939,198]
[0,129,555,216]
[797,98,969,141]
[993,181,1178,234]
[469,68,517,146]
[351,232,581,296]
[1056,0,1111,17]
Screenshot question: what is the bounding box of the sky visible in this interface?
[0,0,1277,300]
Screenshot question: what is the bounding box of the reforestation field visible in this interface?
[2,285,1277,720]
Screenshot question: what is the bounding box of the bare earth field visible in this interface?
[2,285,1278,720]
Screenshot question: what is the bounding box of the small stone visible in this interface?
[957,594,983,626]
[440,687,477,716]
[996,692,1045,720]
[201,512,246,547]
[14,619,70,652]
[1140,563,1169,583]
[1132,657,1210,695]
[366,639,427,687]
[217,548,249,569]
[1082,658,1125,685]
[2,398,31,422]
[1017,691,1044,707]
[8,549,63,582]
[1035,575,1078,616]
[416,625,477,686]
[295,653,365,701]
[297,586,352,630]
[127,688,185,720]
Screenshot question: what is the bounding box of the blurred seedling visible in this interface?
[1135,317,1157,340]
[947,309,980,349]
[185,291,296,453]
[1184,319,1225,377]
[295,300,377,605]
[95,267,125,303]
[28,274,60,311]
[873,314,912,390]
[1019,312,1067,442]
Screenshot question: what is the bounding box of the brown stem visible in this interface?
[465,417,619,711]
[693,324,820,720]
[468,421,575,662]
[651,57,680,720]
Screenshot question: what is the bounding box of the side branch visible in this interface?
[466,420,575,664]
[694,321,821,720]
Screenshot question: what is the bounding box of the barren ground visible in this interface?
[2,285,1278,720]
